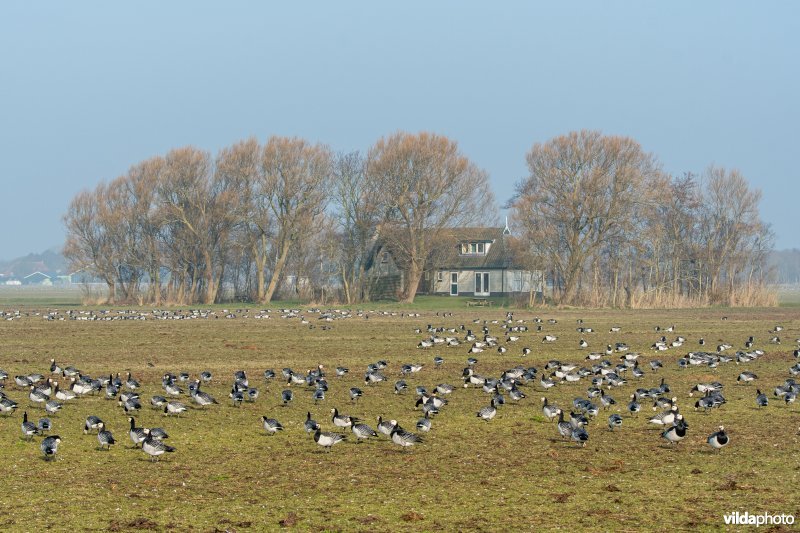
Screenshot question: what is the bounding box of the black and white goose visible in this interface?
[281,389,294,405]
[755,389,769,408]
[97,422,115,450]
[0,396,18,415]
[40,435,61,460]
[53,382,76,402]
[416,411,432,432]
[608,414,623,431]
[21,411,39,440]
[164,401,187,416]
[351,423,378,442]
[305,412,319,434]
[37,417,52,435]
[313,426,346,451]
[571,425,589,447]
[44,399,62,415]
[151,395,168,409]
[230,387,244,407]
[377,416,396,437]
[707,425,729,452]
[84,415,104,434]
[262,416,284,435]
[142,433,176,461]
[331,408,358,428]
[390,422,422,448]
[541,398,560,421]
[661,414,689,445]
[29,385,49,406]
[190,381,218,407]
[475,398,498,422]
[128,417,148,447]
[125,372,140,391]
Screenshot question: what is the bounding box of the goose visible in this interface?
[571,425,589,447]
[29,385,49,406]
[737,371,757,384]
[541,398,560,421]
[200,371,213,383]
[164,381,183,397]
[416,411,432,432]
[509,387,526,402]
[281,389,294,405]
[37,417,52,435]
[661,415,689,445]
[263,369,276,381]
[542,335,558,343]
[0,396,18,415]
[151,395,168,409]
[649,360,663,372]
[649,407,678,426]
[539,375,556,390]
[313,427,346,451]
[466,357,479,366]
[331,408,358,428]
[49,359,62,374]
[141,433,176,461]
[755,389,768,408]
[84,416,104,434]
[476,399,498,421]
[349,387,363,402]
[97,423,116,450]
[433,356,444,368]
[230,387,244,407]
[394,380,408,394]
[351,423,378,442]
[377,416,396,437]
[579,339,588,349]
[44,400,62,415]
[262,416,284,435]
[53,382,76,402]
[15,375,33,388]
[190,382,217,407]
[164,401,187,416]
[120,395,142,413]
[128,417,148,447]
[556,411,573,440]
[304,412,319,434]
[147,427,169,440]
[125,373,140,391]
[40,435,62,460]
[707,426,729,451]
[435,383,454,395]
[389,422,422,448]
[21,411,39,440]
[608,414,623,431]
[364,371,386,385]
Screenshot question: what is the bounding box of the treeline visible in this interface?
[508,130,774,307]
[63,132,493,305]
[63,130,774,307]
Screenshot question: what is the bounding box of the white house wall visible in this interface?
[432,269,543,295]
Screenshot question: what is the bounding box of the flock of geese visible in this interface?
[1,309,799,462]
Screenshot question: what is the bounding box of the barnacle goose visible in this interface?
[148,427,169,440]
[0,396,18,415]
[477,399,498,421]
[84,415,104,434]
[394,380,408,394]
[737,371,757,384]
[142,433,176,461]
[97,422,115,450]
[541,398,560,421]
[151,395,168,409]
[312,388,325,403]
[37,417,52,435]
[351,423,378,442]
[571,425,589,447]
[313,426,346,451]
[377,416,396,437]
[390,422,422,448]
[707,426,729,451]
[305,412,319,434]
[44,400,62,415]
[661,414,688,445]
[40,435,61,460]
[433,356,444,367]
[230,387,244,407]
[164,401,187,416]
[21,411,39,440]
[53,382,76,402]
[755,389,768,408]
[608,414,623,431]
[190,381,218,407]
[200,371,213,383]
[349,387,363,403]
[331,408,358,428]
[128,417,148,447]
[125,372,140,391]
[281,389,294,405]
[416,411,432,432]
[649,407,678,426]
[29,385,49,406]
[262,416,284,435]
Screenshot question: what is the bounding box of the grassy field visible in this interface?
[0,303,799,531]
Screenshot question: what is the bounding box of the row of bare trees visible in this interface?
[64,132,493,305]
[508,130,774,307]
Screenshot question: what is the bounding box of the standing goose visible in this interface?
[476,399,498,421]
[351,423,378,442]
[628,396,642,417]
[21,412,39,440]
[53,382,76,402]
[571,425,589,447]
[230,387,244,407]
[707,426,729,452]
[304,412,319,435]
[557,411,573,440]
[40,435,62,460]
[141,433,176,461]
[37,417,52,435]
[84,415,104,434]
[331,408,358,428]
[128,417,148,447]
[97,422,115,450]
[44,400,62,415]
[661,415,689,445]
[377,416,396,437]
[190,381,218,407]
[29,385,49,407]
[125,373,140,391]
[313,426,346,452]
[389,422,423,448]
[349,387,363,403]
[0,396,18,415]
[608,414,623,431]
[416,411,432,432]
[541,398,560,421]
[281,389,294,406]
[261,416,284,435]
[755,389,768,408]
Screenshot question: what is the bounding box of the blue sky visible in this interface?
[1,2,798,260]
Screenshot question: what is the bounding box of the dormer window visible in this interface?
[460,241,489,255]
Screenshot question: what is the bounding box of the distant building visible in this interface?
[23,271,53,286]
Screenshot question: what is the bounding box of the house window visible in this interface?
[381,252,389,263]
[436,271,444,282]
[460,242,488,255]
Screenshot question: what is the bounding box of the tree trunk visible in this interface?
[400,260,423,303]
[263,240,291,304]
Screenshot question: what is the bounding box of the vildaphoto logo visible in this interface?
[723,512,795,527]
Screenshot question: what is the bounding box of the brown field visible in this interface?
[0,303,799,531]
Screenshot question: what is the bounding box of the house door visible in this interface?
[450,272,458,296]
[475,272,490,296]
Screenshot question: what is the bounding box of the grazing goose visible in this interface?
[608,414,623,431]
[755,389,769,408]
[164,401,187,416]
[304,412,319,434]
[230,387,244,407]
[541,398,560,421]
[476,399,498,421]
[331,408,358,428]
[29,385,49,406]
[141,433,176,461]
[394,380,408,394]
[190,381,218,407]
[390,422,423,448]
[349,387,363,403]
[125,373,140,391]
[571,425,589,447]
[661,415,689,445]
[377,416,396,437]
[128,417,148,447]
[151,395,168,409]
[281,389,294,405]
[313,427,346,451]
[707,426,729,452]
[737,371,757,384]
[351,423,378,442]
[649,406,678,426]
[97,423,115,450]
[0,396,18,415]
[416,411,432,432]
[40,435,62,460]
[147,427,169,440]
[53,382,76,402]
[311,388,325,404]
[37,417,52,435]
[262,416,284,435]
[21,412,39,440]
[539,375,556,390]
[433,356,445,367]
[84,416,104,434]
[44,400,62,415]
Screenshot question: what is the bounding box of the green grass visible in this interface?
[0,305,799,530]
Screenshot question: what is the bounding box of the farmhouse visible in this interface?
[368,224,543,299]
[23,271,53,286]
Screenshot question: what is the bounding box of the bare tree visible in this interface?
[260,136,331,303]
[367,131,494,303]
